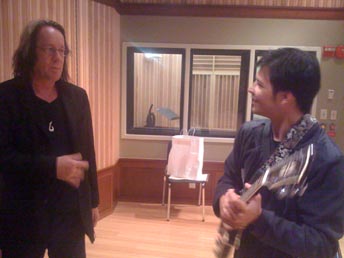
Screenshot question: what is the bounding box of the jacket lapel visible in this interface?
[57,82,79,152]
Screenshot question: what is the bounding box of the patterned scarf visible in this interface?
[261,114,318,171]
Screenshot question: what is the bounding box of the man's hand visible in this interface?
[56,153,89,188]
[220,184,262,230]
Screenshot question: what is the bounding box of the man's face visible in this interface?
[248,67,280,119]
[33,26,65,83]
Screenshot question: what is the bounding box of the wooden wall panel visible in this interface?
[113,161,121,207]
[119,0,344,8]
[110,1,344,19]
[118,159,167,203]
[117,159,224,205]
[97,165,115,218]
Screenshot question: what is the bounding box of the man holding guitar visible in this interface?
[213,48,344,258]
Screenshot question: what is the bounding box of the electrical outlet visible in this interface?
[320,109,328,120]
[189,183,196,189]
[330,110,337,120]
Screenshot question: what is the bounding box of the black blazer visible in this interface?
[0,77,99,242]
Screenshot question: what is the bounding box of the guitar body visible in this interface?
[214,242,234,258]
[213,144,315,258]
[215,222,245,258]
[214,225,238,258]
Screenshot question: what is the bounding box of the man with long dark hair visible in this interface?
[0,20,99,258]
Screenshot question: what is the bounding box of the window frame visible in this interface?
[126,46,186,136]
[188,48,250,138]
[121,42,321,142]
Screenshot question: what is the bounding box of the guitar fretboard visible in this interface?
[240,173,264,202]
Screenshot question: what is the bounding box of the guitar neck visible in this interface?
[240,175,264,202]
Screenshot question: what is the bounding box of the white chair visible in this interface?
[162,139,209,221]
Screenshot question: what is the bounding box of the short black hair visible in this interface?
[257,48,320,114]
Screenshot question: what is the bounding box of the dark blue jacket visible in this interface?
[213,119,344,258]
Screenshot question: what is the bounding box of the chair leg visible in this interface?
[198,182,202,206]
[167,182,171,221]
[162,175,166,206]
[202,182,205,222]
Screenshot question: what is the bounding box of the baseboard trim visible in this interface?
[97,158,224,217]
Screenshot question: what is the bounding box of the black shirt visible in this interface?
[34,96,79,212]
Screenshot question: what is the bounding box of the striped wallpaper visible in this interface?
[0,0,120,170]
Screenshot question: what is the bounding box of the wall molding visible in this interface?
[95,1,344,20]
[116,158,224,205]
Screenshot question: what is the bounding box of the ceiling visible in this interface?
[95,0,344,20]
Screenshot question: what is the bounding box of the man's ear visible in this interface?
[278,91,295,105]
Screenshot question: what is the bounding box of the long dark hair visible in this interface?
[12,19,70,82]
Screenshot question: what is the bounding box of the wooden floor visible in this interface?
[86,202,220,258]
[44,201,343,258]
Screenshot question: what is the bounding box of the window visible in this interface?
[123,44,320,140]
[126,47,186,135]
[189,49,250,137]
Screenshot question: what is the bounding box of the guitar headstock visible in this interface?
[262,144,315,199]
